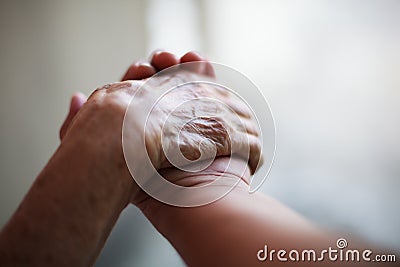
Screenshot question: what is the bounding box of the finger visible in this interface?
[180,51,215,77]
[121,62,156,81]
[59,92,87,140]
[151,51,179,71]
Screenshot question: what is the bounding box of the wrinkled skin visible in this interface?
[62,66,262,205]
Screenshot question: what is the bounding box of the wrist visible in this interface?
[56,132,134,212]
[138,156,251,230]
[61,98,137,209]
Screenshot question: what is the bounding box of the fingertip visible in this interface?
[72,92,87,102]
[151,51,179,70]
[180,51,204,63]
[138,62,157,78]
[70,92,87,113]
[122,61,157,80]
[180,51,215,77]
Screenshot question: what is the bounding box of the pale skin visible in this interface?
[0,51,396,266]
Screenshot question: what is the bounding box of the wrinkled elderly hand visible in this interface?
[60,52,262,204]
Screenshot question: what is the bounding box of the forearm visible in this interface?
[143,184,331,267]
[143,165,396,267]
[138,157,363,267]
[0,137,132,266]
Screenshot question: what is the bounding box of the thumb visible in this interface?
[59,92,87,140]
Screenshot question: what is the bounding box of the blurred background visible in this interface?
[0,0,399,266]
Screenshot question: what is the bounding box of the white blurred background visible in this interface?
[0,0,399,266]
